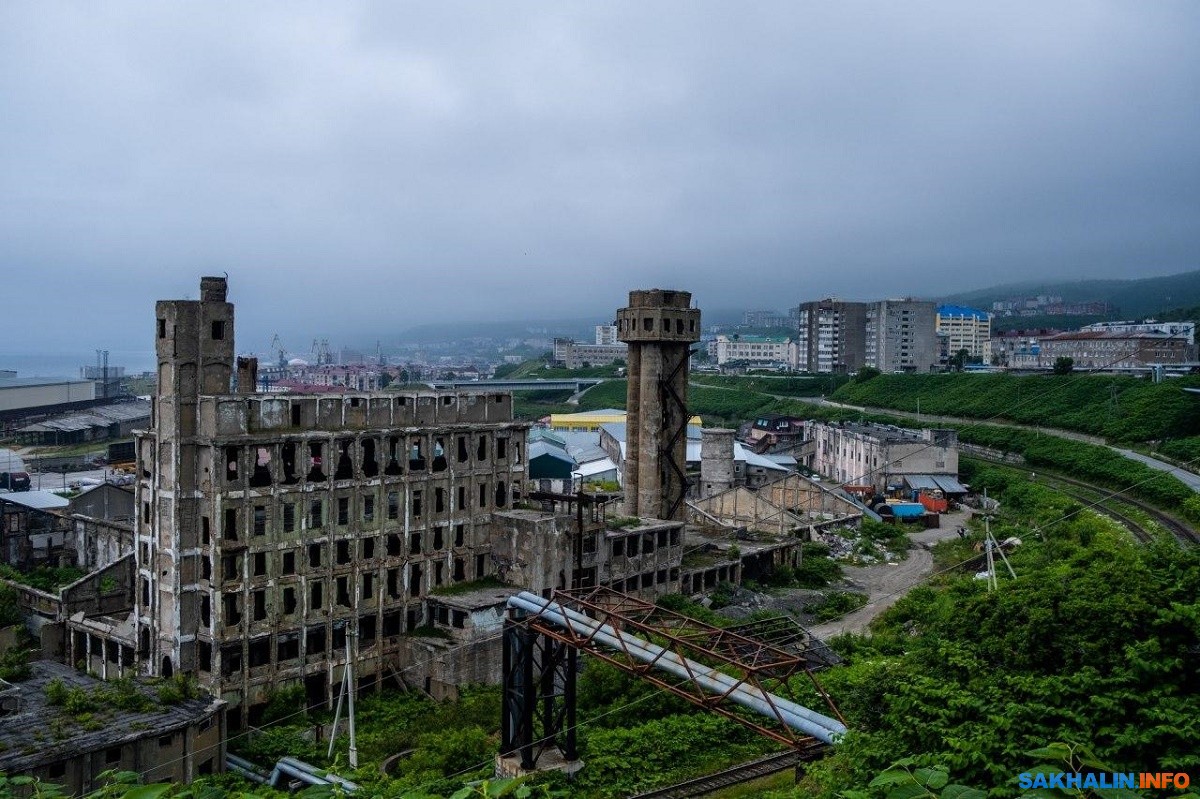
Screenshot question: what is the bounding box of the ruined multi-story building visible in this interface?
[135,277,528,727]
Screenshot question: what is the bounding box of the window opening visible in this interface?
[335,439,353,480]
[362,438,378,478]
[281,442,298,484]
[308,443,326,481]
[225,447,239,482]
[409,437,425,470]
[250,447,271,487]
[384,436,402,476]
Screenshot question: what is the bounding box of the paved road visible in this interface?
[1113,447,1200,492]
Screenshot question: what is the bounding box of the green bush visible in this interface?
[807,591,868,621]
[794,545,843,587]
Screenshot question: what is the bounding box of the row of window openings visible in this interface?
[612,567,679,592]
[225,435,516,488]
[211,556,482,627]
[216,609,431,675]
[215,526,468,581]
[609,528,679,557]
[200,482,507,543]
[620,315,697,335]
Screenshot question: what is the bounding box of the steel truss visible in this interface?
[501,587,845,769]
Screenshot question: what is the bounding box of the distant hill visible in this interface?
[940,270,1200,319]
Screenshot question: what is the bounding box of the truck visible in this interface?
[0,471,31,492]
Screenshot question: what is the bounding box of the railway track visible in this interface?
[966,456,1198,546]
[627,745,824,799]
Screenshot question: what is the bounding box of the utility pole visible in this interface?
[327,621,359,768]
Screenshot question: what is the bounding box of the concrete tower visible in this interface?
[616,289,701,520]
[137,276,235,677]
[700,428,735,497]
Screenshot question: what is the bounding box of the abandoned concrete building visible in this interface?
[0,280,856,746]
[0,662,224,794]
[116,277,534,727]
[35,279,709,729]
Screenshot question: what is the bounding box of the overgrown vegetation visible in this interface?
[830,372,1200,443]
[0,563,87,593]
[776,477,1200,799]
[806,591,868,622]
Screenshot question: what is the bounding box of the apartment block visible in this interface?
[865,300,938,373]
[936,305,992,362]
[794,300,867,373]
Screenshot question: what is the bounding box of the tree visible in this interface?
[855,367,881,383]
[1053,356,1075,375]
[949,348,969,372]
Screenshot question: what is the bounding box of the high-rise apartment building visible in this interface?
[936,305,992,362]
[865,300,938,373]
[793,300,867,373]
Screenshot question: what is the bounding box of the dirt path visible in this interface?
[808,507,973,639]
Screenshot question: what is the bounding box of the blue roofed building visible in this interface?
[936,304,992,363]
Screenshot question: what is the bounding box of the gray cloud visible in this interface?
[1,2,1197,354]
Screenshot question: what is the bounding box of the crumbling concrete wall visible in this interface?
[489,510,572,593]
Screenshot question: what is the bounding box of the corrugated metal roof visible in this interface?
[574,458,617,478]
[931,475,968,493]
[528,441,573,463]
[0,490,70,510]
[903,475,942,490]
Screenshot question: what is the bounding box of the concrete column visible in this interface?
[700,428,735,497]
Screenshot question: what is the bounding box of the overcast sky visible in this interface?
[2,2,1198,355]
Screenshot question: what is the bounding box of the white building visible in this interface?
[714,335,798,369]
[595,325,619,346]
[803,421,959,492]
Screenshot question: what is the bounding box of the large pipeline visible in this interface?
[507,592,846,744]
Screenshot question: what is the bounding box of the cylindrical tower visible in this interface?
[616,289,701,520]
[700,428,735,497]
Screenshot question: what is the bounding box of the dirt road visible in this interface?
[808,507,972,639]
